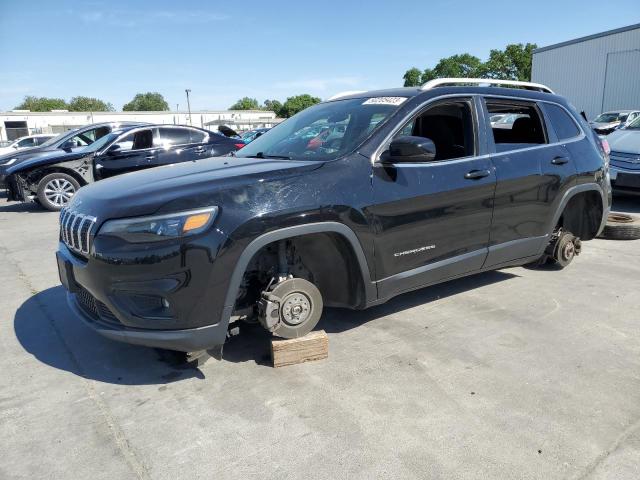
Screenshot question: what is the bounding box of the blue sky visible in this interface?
[0,0,638,111]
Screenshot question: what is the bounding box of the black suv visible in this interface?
[4,124,243,211]
[55,79,611,359]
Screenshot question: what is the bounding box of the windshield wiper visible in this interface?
[248,152,292,160]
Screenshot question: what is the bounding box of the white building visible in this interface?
[0,110,280,141]
[532,23,640,120]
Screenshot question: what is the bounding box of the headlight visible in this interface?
[99,207,218,243]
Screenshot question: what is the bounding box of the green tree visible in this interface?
[403,67,422,87]
[68,96,114,112]
[263,99,283,115]
[122,92,169,111]
[229,97,260,110]
[482,43,537,81]
[421,53,483,83]
[15,96,68,111]
[279,94,321,118]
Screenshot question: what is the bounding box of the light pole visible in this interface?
[184,89,192,125]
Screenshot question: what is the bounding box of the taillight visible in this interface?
[234,143,245,149]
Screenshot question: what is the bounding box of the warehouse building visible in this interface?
[0,110,279,141]
[532,23,640,120]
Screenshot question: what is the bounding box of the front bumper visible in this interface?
[66,290,227,351]
[610,164,640,192]
[57,228,233,352]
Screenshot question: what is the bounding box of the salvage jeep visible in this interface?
[55,79,611,360]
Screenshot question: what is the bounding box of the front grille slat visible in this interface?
[59,207,97,256]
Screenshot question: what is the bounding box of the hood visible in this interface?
[607,129,640,154]
[3,149,87,174]
[0,144,61,165]
[590,121,620,130]
[69,156,324,220]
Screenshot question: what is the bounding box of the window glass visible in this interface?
[36,136,53,145]
[237,97,402,161]
[544,104,580,140]
[392,99,476,161]
[158,127,191,147]
[189,129,206,143]
[70,126,111,146]
[17,137,36,147]
[486,101,547,151]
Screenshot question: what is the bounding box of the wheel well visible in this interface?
[234,232,366,313]
[25,167,87,189]
[558,190,603,240]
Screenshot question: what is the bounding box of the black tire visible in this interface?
[600,213,640,240]
[270,278,323,339]
[36,173,80,211]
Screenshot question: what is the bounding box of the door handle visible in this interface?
[194,147,206,154]
[95,163,103,170]
[464,169,491,180]
[145,155,155,160]
[552,156,569,165]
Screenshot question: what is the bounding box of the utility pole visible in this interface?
[185,89,192,126]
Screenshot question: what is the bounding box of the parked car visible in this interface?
[240,128,271,143]
[0,122,149,189]
[607,115,640,193]
[590,110,640,135]
[55,79,610,359]
[0,134,56,155]
[4,125,244,211]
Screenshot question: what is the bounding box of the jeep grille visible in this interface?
[59,208,97,256]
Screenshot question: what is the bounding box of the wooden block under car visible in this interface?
[271,330,329,368]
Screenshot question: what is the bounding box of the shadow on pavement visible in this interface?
[15,271,517,381]
[14,286,205,385]
[0,201,52,214]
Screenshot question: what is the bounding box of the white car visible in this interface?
[0,134,57,155]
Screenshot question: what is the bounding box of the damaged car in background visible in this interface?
[2,124,244,211]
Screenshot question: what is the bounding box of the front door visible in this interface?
[94,128,159,179]
[368,97,496,300]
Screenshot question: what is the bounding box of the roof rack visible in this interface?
[420,78,554,94]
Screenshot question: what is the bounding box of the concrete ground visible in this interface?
[0,195,639,480]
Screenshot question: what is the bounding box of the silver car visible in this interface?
[607,115,640,192]
[590,110,640,135]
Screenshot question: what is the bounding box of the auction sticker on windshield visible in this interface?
[363,97,407,106]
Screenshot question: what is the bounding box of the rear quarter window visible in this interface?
[544,104,581,141]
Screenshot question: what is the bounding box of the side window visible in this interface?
[486,101,547,151]
[392,99,476,161]
[36,137,52,145]
[132,129,154,150]
[189,129,206,143]
[71,126,110,146]
[113,132,135,151]
[17,137,36,147]
[158,127,191,147]
[544,104,581,141]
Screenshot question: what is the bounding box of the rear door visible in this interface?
[94,128,159,179]
[155,126,208,166]
[481,97,577,267]
[369,96,496,300]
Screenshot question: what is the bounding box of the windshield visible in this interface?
[236,97,405,161]
[39,131,72,148]
[78,132,120,153]
[594,113,622,123]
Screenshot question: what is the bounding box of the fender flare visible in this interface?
[545,182,609,240]
[219,222,376,327]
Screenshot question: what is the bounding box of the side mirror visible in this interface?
[105,144,121,155]
[60,139,77,150]
[381,136,436,163]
